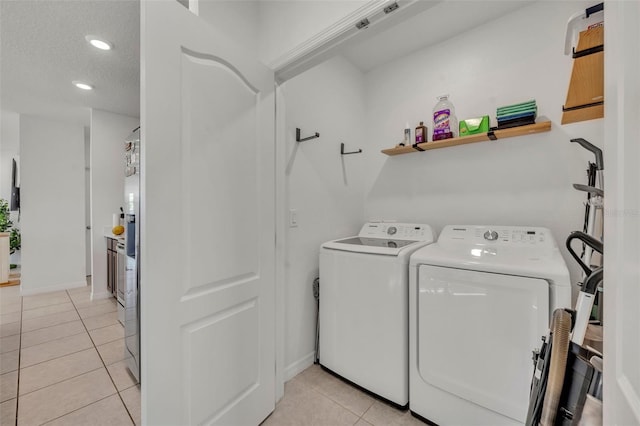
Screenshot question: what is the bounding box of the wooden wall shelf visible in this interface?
[381,121,552,156]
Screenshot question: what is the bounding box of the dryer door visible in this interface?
[417,265,549,422]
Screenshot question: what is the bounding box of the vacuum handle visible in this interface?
[571,138,604,170]
[566,231,603,275]
[586,3,604,18]
[582,267,603,295]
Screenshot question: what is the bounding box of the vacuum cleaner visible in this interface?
[526,136,604,426]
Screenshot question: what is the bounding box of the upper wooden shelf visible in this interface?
[381,121,552,156]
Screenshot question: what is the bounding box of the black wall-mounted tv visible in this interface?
[10,158,19,211]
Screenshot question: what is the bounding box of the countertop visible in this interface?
[104,227,125,241]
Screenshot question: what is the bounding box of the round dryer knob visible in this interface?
[387,226,397,235]
[484,230,499,241]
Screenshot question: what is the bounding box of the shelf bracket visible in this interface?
[341,143,362,155]
[296,128,320,143]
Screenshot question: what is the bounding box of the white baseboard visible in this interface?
[91,290,113,301]
[284,351,316,382]
[20,280,87,296]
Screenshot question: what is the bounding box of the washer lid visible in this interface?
[322,237,421,256]
[322,222,435,256]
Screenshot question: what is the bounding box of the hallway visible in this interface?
[0,283,140,425]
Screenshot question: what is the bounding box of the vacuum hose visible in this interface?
[540,309,572,426]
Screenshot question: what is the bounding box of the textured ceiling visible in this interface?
[1,0,140,126]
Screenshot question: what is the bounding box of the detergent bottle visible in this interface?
[432,95,458,141]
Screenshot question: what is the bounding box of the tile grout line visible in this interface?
[301,378,374,423]
[303,377,376,420]
[17,365,105,398]
[21,299,74,313]
[77,310,119,322]
[0,328,20,340]
[21,306,77,321]
[38,393,119,426]
[68,288,137,425]
[21,317,78,333]
[19,341,95,370]
[20,328,87,350]
[86,320,123,333]
[296,376,361,425]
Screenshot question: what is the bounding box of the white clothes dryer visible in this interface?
[409,225,571,425]
[320,222,435,406]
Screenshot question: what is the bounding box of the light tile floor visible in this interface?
[0,282,140,426]
[2,282,425,426]
[262,365,427,426]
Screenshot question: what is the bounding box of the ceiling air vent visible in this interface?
[383,2,399,14]
[355,18,370,30]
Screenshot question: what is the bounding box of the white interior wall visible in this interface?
[363,0,603,290]
[197,1,259,58]
[90,109,139,300]
[20,115,86,295]
[259,0,367,66]
[280,55,367,378]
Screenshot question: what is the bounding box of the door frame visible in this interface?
[603,0,640,423]
[274,82,287,401]
[271,1,431,399]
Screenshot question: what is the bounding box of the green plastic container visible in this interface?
[459,115,490,137]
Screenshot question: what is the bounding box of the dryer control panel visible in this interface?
[360,222,434,241]
[439,225,557,248]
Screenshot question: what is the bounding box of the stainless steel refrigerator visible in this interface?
[124,127,140,382]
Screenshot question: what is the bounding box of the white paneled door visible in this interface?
[604,0,640,424]
[141,1,275,425]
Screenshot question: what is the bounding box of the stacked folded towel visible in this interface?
[496,100,537,129]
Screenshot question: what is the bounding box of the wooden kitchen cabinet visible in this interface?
[106,237,117,295]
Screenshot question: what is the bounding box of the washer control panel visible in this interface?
[360,222,433,241]
[483,230,499,241]
[439,225,554,248]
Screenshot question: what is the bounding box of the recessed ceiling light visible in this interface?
[73,81,93,90]
[85,35,113,51]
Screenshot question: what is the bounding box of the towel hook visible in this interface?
[296,128,320,142]
[341,143,362,155]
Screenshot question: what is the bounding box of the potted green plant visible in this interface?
[0,199,20,268]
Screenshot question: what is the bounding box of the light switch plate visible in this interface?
[289,209,298,228]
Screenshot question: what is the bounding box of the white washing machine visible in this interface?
[409,225,571,425]
[320,222,435,406]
